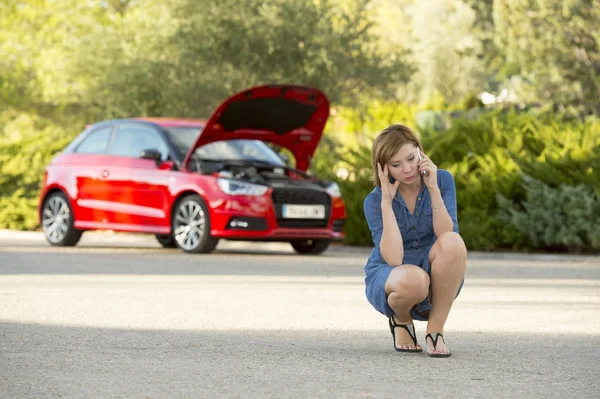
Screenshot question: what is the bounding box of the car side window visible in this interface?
[109,125,169,160]
[74,127,113,154]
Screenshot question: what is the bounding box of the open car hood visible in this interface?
[182,85,330,172]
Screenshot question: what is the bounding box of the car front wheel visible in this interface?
[290,239,331,255]
[41,191,83,246]
[172,194,219,254]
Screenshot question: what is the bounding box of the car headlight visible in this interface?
[326,182,342,198]
[217,178,268,196]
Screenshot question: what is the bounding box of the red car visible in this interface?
[38,85,346,254]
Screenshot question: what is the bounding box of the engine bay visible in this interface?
[195,159,328,188]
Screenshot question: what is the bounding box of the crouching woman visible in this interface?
[363,124,467,357]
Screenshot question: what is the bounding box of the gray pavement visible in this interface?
[0,230,599,398]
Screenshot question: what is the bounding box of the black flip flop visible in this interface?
[388,317,423,352]
[425,332,452,358]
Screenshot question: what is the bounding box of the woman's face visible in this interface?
[386,142,420,185]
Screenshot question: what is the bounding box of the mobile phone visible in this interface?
[389,174,396,184]
[418,149,428,176]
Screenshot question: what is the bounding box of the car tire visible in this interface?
[290,239,331,255]
[155,234,177,248]
[172,194,219,254]
[41,191,83,247]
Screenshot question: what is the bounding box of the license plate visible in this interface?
[282,204,325,219]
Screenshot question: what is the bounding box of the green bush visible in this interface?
[421,112,600,252]
[0,189,40,230]
[0,110,81,230]
[498,176,600,253]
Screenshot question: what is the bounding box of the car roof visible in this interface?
[135,117,206,128]
[85,118,207,130]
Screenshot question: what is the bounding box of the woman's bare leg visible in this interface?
[384,265,430,350]
[426,232,467,355]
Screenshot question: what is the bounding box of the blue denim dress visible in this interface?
[363,169,461,320]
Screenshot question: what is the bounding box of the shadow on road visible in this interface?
[1,321,598,399]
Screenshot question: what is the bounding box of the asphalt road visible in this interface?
[1,231,599,398]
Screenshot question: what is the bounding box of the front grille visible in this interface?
[271,188,330,205]
[271,187,331,228]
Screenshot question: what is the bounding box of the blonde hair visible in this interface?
[371,124,423,187]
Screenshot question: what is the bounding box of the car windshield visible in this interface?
[163,126,286,166]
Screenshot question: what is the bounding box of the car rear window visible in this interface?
[74,127,113,154]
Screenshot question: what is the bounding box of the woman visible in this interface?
[363,124,467,357]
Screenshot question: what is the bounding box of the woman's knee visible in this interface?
[435,232,467,260]
[385,265,430,300]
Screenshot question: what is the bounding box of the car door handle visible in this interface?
[101,170,109,178]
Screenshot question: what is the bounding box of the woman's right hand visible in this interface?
[378,162,400,206]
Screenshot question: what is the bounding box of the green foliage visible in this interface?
[0,110,82,230]
[327,101,419,148]
[445,148,525,251]
[512,118,600,194]
[425,111,600,252]
[0,190,39,230]
[313,142,375,246]
[494,0,600,116]
[497,176,600,252]
[407,0,487,104]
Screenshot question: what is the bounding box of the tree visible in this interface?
[163,0,413,116]
[494,0,600,116]
[463,0,505,94]
[403,0,488,105]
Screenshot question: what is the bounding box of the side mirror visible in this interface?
[140,149,163,165]
[158,161,175,171]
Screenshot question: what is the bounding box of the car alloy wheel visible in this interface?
[42,195,71,243]
[172,194,218,253]
[41,192,83,246]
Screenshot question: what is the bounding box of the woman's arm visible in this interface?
[377,162,404,265]
[429,186,454,237]
[379,201,404,266]
[417,149,457,237]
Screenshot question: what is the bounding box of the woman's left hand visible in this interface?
[418,148,438,189]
